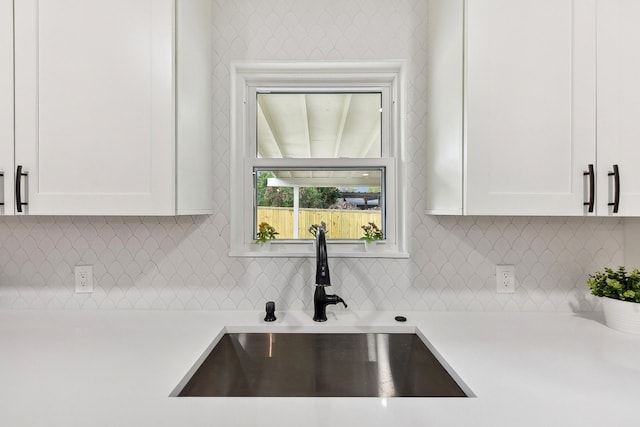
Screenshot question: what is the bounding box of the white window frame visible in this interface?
[230,61,408,258]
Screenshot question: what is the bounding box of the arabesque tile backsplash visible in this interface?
[0,0,624,311]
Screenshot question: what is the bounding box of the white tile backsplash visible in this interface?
[0,0,624,311]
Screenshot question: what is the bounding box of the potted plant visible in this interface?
[308,221,327,238]
[360,222,383,243]
[256,222,278,245]
[360,222,383,252]
[587,266,640,334]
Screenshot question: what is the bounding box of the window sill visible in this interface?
[229,240,409,259]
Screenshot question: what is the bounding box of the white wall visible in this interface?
[624,218,640,266]
[0,0,623,311]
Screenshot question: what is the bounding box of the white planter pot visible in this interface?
[602,297,640,334]
[254,241,272,252]
[363,241,380,252]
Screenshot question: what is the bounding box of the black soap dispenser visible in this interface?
[264,301,276,322]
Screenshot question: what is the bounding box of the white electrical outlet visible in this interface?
[74,265,93,294]
[496,265,515,293]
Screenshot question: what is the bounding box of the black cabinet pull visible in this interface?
[0,171,4,206]
[608,164,620,214]
[15,165,28,213]
[583,164,595,213]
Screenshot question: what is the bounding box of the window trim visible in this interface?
[229,61,408,258]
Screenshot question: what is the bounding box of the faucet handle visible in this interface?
[264,301,276,322]
[328,293,348,308]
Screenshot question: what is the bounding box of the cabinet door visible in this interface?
[464,0,597,215]
[0,0,13,215]
[14,0,175,215]
[597,0,640,216]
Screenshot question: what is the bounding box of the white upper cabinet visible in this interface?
[464,0,596,216]
[0,0,13,215]
[596,0,640,216]
[427,0,597,216]
[11,0,212,216]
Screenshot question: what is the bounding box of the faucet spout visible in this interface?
[313,228,347,321]
[315,229,331,286]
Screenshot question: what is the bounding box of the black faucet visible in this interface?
[313,228,347,322]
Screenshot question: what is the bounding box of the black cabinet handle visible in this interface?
[15,165,28,213]
[608,164,620,214]
[0,171,4,206]
[583,164,595,213]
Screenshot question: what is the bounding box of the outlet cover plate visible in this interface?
[496,265,515,294]
[74,265,93,294]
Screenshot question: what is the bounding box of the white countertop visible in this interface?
[1,309,639,427]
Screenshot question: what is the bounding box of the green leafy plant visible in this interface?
[360,222,383,243]
[587,266,640,303]
[256,222,278,244]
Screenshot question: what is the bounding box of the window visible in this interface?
[230,61,407,258]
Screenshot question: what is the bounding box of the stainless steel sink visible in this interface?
[175,332,470,397]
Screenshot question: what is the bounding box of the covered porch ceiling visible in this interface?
[257,93,382,161]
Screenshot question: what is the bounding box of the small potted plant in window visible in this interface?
[360,222,383,252]
[587,266,640,334]
[308,222,327,253]
[256,222,278,246]
[308,221,327,238]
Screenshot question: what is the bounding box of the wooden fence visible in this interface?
[257,207,382,239]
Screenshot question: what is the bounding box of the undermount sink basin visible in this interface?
[175,332,470,398]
